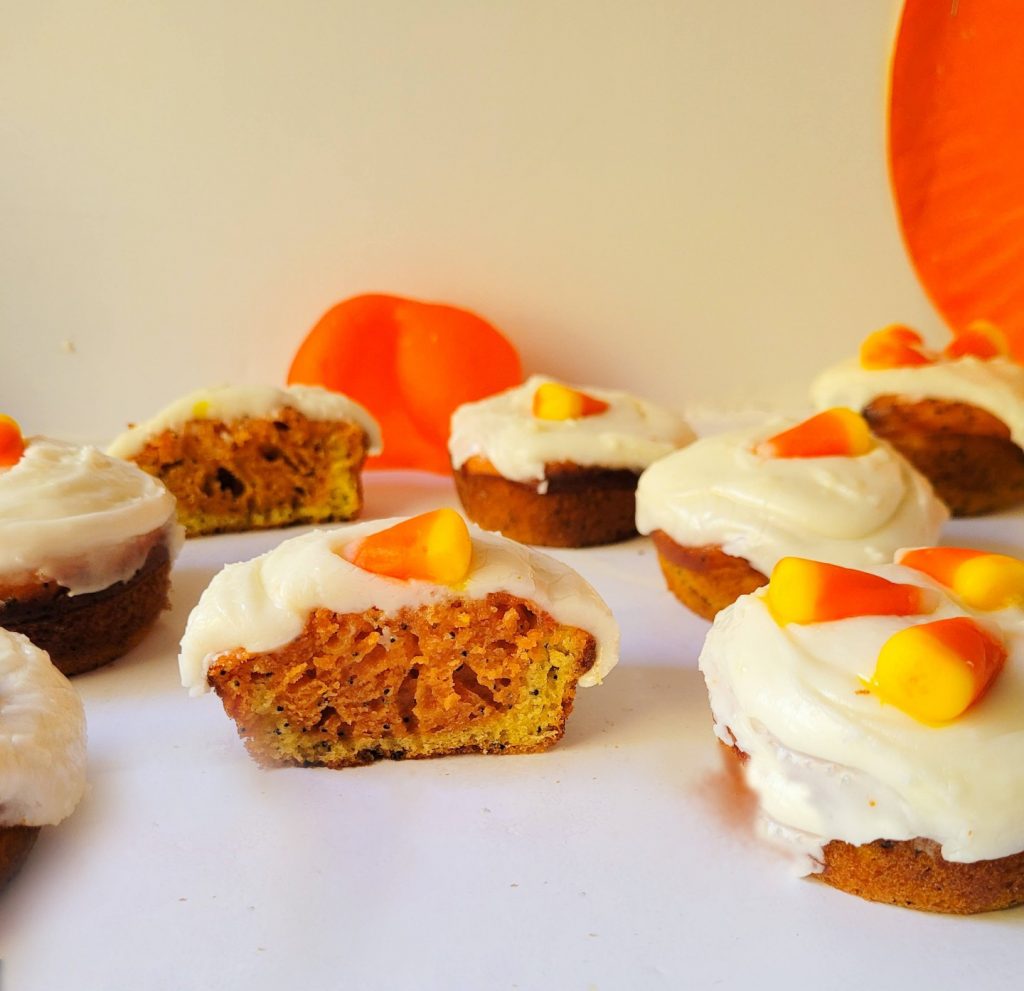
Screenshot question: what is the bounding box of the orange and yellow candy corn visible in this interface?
[0,415,25,467]
[755,408,874,459]
[343,509,472,585]
[765,557,935,625]
[532,382,609,421]
[898,547,1024,611]
[868,616,1006,723]
[943,320,1010,361]
[859,324,935,370]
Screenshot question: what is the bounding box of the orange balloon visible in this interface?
[889,1,1024,360]
[288,295,522,472]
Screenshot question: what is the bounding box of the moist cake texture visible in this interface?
[180,519,618,767]
[109,384,381,537]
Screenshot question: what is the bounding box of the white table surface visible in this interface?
[3,471,1023,991]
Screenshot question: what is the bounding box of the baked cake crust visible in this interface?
[651,530,768,621]
[818,838,1024,914]
[863,395,1024,516]
[0,541,172,676]
[0,826,41,890]
[128,407,369,537]
[206,592,597,767]
[453,461,639,547]
[726,744,1023,914]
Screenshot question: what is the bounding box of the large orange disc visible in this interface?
[889,1,1024,359]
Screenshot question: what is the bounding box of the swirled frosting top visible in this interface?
[108,384,382,460]
[0,437,182,594]
[635,420,948,575]
[448,375,694,486]
[0,629,87,826]
[812,356,1024,446]
[698,565,1024,869]
[179,517,619,696]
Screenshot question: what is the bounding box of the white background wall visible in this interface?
[2,0,939,442]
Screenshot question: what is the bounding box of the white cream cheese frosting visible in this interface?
[108,384,383,460]
[698,565,1024,870]
[0,437,183,594]
[0,629,87,827]
[179,517,619,696]
[812,356,1024,447]
[635,421,948,576]
[448,375,694,489]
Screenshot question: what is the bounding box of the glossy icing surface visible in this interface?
[0,437,182,594]
[635,420,948,575]
[448,375,694,489]
[179,517,619,695]
[0,629,87,827]
[698,565,1024,869]
[108,384,383,459]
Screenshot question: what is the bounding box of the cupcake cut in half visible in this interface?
[109,384,382,537]
[179,510,618,767]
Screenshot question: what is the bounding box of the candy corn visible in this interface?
[859,324,935,370]
[898,547,1024,611]
[0,415,25,467]
[943,320,1010,360]
[343,509,473,585]
[766,557,935,625]
[532,382,609,421]
[868,617,1006,723]
[755,408,874,459]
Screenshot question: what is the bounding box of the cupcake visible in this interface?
[635,408,948,620]
[108,384,382,537]
[812,322,1024,515]
[0,419,183,676]
[179,509,618,768]
[449,375,693,547]
[699,553,1024,913]
[0,629,87,888]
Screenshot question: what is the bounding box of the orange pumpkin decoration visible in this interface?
[288,294,522,473]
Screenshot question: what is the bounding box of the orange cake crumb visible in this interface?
[128,407,369,537]
[208,593,597,767]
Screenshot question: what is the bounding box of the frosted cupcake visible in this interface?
[699,551,1024,913]
[0,629,87,887]
[449,375,694,547]
[109,384,382,537]
[812,322,1024,515]
[0,418,183,675]
[635,408,948,620]
[179,510,618,768]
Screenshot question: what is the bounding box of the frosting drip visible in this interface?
[448,375,694,487]
[635,421,948,575]
[179,518,620,696]
[108,384,383,460]
[0,630,87,826]
[698,566,1024,869]
[0,438,183,594]
[811,356,1024,446]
